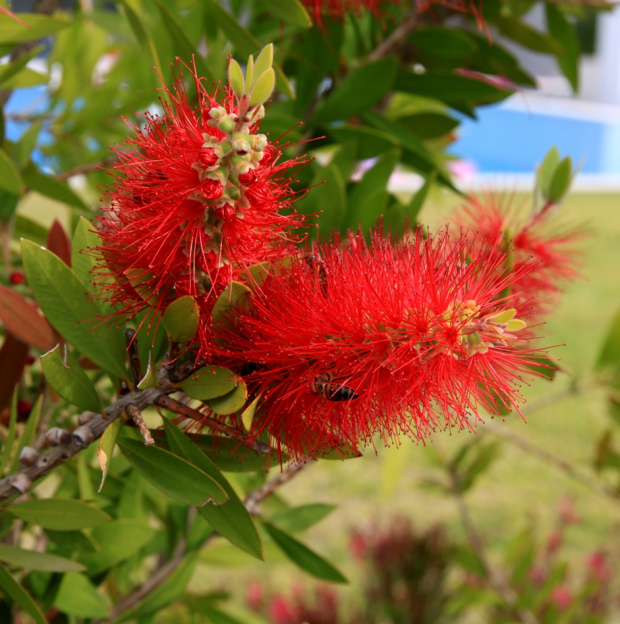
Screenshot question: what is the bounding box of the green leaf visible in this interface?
[204,0,294,99]
[548,156,573,203]
[0,147,24,195]
[240,262,271,288]
[262,522,347,583]
[118,553,198,621]
[0,189,20,221]
[192,435,276,472]
[212,281,252,327]
[137,352,159,389]
[252,44,274,86]
[249,67,275,107]
[162,295,199,343]
[493,14,562,54]
[119,0,163,73]
[0,394,18,475]
[21,240,128,380]
[262,0,311,28]
[270,504,336,533]
[241,395,260,431]
[597,307,620,373]
[164,420,264,559]
[154,0,213,84]
[296,163,346,236]
[394,69,511,106]
[6,499,111,531]
[346,148,400,232]
[410,26,478,61]
[0,45,44,87]
[54,572,108,618]
[228,58,245,98]
[208,381,248,415]
[0,543,85,572]
[313,57,397,123]
[0,13,70,43]
[536,146,561,199]
[179,366,239,400]
[546,4,580,92]
[0,565,46,624]
[118,437,228,506]
[328,125,399,160]
[404,172,435,223]
[525,355,558,381]
[97,418,123,492]
[399,112,459,139]
[70,218,101,286]
[40,345,102,413]
[78,519,158,575]
[21,167,87,210]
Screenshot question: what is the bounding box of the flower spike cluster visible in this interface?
[214,229,545,460]
[97,53,307,358]
[455,192,582,314]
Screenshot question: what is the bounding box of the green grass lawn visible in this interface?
[203,191,620,620]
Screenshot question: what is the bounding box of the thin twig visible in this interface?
[245,458,312,514]
[368,11,420,62]
[482,421,619,503]
[54,154,118,182]
[0,365,267,499]
[153,394,270,455]
[441,452,541,624]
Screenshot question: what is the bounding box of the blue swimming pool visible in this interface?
[452,95,620,176]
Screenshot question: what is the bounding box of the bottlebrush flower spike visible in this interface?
[215,229,547,460]
[455,193,582,313]
[96,52,307,358]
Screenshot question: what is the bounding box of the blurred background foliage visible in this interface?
[2,0,620,622]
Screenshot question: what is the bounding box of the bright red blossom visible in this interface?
[97,61,307,357]
[215,229,545,460]
[455,193,582,314]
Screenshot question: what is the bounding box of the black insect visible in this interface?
[312,373,359,402]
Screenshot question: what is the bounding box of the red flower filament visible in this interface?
[96,60,307,356]
[216,229,545,460]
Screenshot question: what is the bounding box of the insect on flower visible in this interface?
[312,373,359,402]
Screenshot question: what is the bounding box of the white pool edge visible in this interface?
[388,172,620,194]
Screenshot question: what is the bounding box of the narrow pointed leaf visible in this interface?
[117,437,228,506]
[164,420,264,559]
[0,543,85,572]
[262,522,347,583]
[263,0,311,28]
[193,435,277,472]
[41,344,102,413]
[270,504,336,533]
[249,68,275,107]
[54,572,108,618]
[97,418,123,492]
[0,147,24,195]
[0,565,46,624]
[21,240,128,379]
[6,499,111,531]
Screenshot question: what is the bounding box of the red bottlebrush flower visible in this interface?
[96,59,308,358]
[454,193,582,314]
[215,229,546,460]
